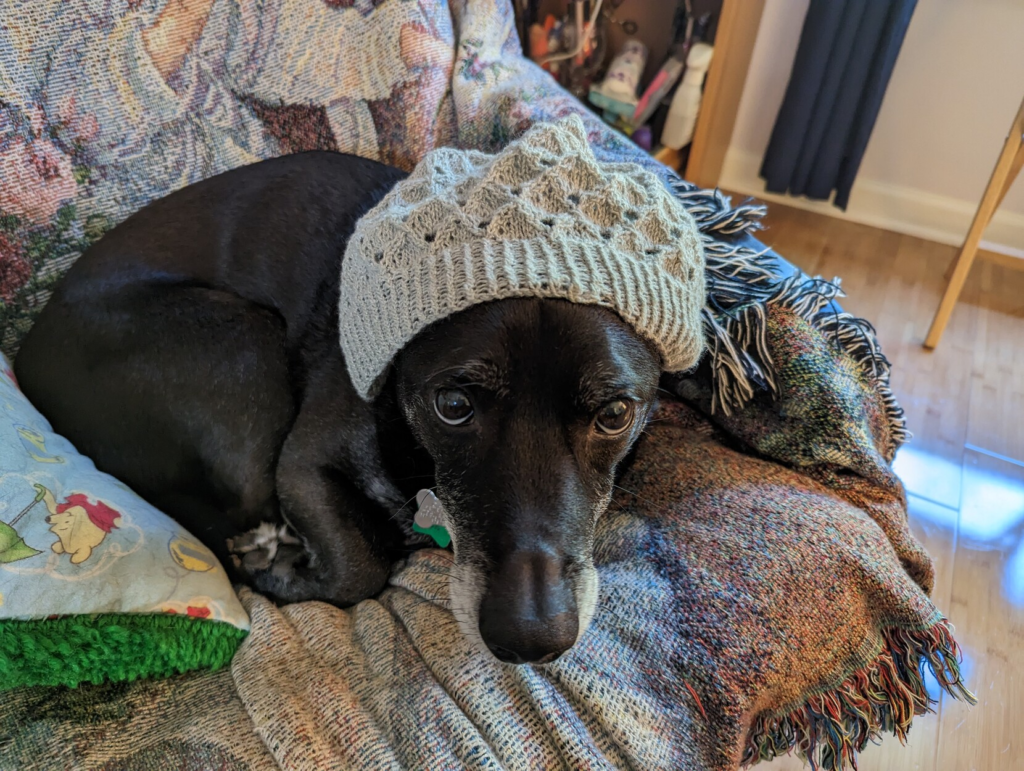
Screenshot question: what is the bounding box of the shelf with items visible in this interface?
[518,0,764,185]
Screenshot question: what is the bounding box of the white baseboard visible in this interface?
[719,148,1024,259]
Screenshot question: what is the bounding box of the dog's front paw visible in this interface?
[227,522,322,604]
[227,521,303,573]
[227,521,390,607]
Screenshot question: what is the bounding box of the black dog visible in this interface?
[15,152,663,664]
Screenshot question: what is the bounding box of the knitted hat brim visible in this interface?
[340,237,703,400]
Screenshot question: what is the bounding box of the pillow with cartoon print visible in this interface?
[0,353,248,690]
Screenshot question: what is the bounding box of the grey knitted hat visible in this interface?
[340,115,706,399]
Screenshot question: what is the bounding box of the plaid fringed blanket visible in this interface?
[0,0,973,769]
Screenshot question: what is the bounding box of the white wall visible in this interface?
[721,0,1024,255]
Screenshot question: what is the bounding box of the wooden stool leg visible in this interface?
[995,141,1024,211]
[924,100,1024,349]
[944,142,1024,282]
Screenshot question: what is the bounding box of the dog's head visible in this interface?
[46,509,79,539]
[394,297,660,664]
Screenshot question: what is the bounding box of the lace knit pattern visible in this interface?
[339,116,706,398]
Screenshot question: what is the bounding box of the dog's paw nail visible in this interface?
[242,550,273,571]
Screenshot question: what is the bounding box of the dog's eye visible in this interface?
[434,388,474,426]
[594,400,634,436]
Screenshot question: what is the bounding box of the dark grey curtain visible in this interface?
[760,0,917,210]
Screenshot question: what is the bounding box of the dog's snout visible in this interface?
[479,550,579,664]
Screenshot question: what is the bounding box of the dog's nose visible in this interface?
[478,550,579,664]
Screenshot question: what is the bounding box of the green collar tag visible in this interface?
[413,490,451,548]
[412,522,451,548]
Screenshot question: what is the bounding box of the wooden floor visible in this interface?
[749,202,1024,771]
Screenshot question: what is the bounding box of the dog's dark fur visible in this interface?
[15,152,662,664]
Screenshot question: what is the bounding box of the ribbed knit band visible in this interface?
[340,116,705,399]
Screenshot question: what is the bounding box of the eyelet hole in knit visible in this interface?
[424,233,435,243]
[478,220,490,229]
[601,230,612,240]
[512,187,521,196]
[542,218,554,227]
[625,210,639,221]
[645,248,659,256]
[671,227,681,239]
[568,194,581,205]
[374,252,384,263]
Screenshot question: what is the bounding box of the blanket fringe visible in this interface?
[766,275,911,446]
[741,619,976,771]
[668,179,910,447]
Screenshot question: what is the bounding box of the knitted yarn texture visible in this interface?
[339,115,706,399]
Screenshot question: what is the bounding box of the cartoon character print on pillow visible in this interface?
[168,535,219,574]
[0,478,143,579]
[0,352,248,629]
[15,427,65,464]
[0,484,123,566]
[0,483,42,564]
[43,488,122,564]
[155,596,232,622]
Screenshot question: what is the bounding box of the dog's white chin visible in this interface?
[449,558,490,655]
[447,547,601,662]
[572,562,600,647]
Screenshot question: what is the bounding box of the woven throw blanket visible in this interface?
[224,306,973,771]
[0,1,973,769]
